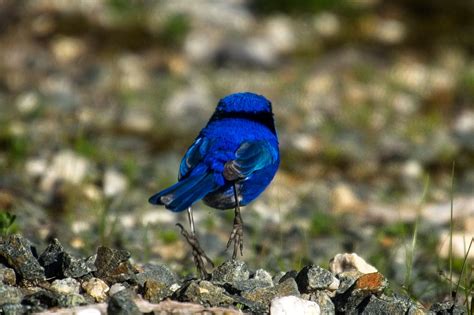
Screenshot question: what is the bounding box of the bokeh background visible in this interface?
[0,0,473,306]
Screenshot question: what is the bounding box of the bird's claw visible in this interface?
[226,211,244,259]
[176,223,214,279]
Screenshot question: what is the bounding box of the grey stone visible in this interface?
[38,239,95,279]
[94,246,134,284]
[21,290,59,313]
[358,294,425,315]
[336,271,363,294]
[107,290,141,315]
[0,234,45,282]
[0,265,16,285]
[429,301,466,314]
[0,304,26,315]
[211,260,250,283]
[0,284,22,305]
[57,294,86,308]
[241,277,300,313]
[50,277,80,295]
[143,279,173,303]
[136,263,178,287]
[304,290,335,314]
[178,280,234,307]
[61,252,96,278]
[278,270,298,284]
[38,238,64,279]
[296,265,336,292]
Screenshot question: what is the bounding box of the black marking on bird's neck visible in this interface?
[209,110,277,135]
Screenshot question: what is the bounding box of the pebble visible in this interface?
[0,265,16,286]
[211,260,250,283]
[50,278,81,295]
[107,290,141,315]
[82,278,109,302]
[330,253,378,274]
[295,265,339,293]
[0,284,23,305]
[0,234,45,282]
[270,295,320,315]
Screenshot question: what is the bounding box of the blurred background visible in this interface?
[0,0,473,306]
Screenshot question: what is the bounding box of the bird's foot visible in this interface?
[176,223,214,279]
[226,210,244,259]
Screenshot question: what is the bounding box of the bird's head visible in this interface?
[216,92,272,113]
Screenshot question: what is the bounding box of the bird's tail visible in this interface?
[148,172,217,212]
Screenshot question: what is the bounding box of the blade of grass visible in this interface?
[404,175,430,291]
[455,237,473,308]
[449,161,455,298]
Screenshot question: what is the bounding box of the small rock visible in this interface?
[0,303,26,315]
[330,253,378,274]
[61,252,96,278]
[296,265,338,293]
[136,263,178,287]
[0,265,16,285]
[241,278,300,313]
[22,290,59,313]
[109,283,127,296]
[57,294,86,308]
[254,269,273,284]
[76,307,102,315]
[211,260,250,283]
[0,234,45,282]
[40,150,90,192]
[82,277,109,302]
[277,270,298,284]
[354,273,387,293]
[143,279,172,303]
[177,280,234,307]
[50,277,80,295]
[360,294,425,314]
[94,246,134,284]
[38,238,64,278]
[103,168,128,198]
[429,301,466,314]
[0,284,23,305]
[107,290,141,315]
[270,295,320,315]
[304,291,335,314]
[333,272,387,313]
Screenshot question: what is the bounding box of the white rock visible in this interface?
[25,158,48,177]
[329,253,378,274]
[16,92,39,113]
[109,283,126,296]
[270,296,320,315]
[103,168,128,198]
[75,308,102,315]
[40,150,90,192]
[264,16,295,53]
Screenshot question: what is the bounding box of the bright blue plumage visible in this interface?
[149,92,280,212]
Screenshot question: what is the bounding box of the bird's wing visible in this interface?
[178,137,210,180]
[224,141,278,181]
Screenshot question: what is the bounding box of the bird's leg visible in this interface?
[176,207,214,279]
[226,183,244,259]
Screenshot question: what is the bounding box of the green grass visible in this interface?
[404,175,430,292]
[0,211,17,236]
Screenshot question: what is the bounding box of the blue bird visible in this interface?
[149,92,279,274]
